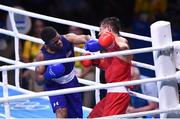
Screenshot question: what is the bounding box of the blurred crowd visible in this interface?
[0,0,179,31]
[0,0,179,77]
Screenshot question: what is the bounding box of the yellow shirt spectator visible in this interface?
[22,41,42,62]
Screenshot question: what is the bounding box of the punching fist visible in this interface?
[99,32,115,48]
[84,39,102,52]
[81,53,100,67]
[81,60,92,67]
[43,63,65,80]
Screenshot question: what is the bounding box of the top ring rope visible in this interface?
[0,4,98,31]
[0,45,172,71]
[0,4,151,42]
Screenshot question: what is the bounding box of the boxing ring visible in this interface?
[0,4,180,118]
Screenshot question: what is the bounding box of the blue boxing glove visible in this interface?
[84,39,102,52]
[43,63,65,80]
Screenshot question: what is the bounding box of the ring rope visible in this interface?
[0,4,152,42]
[0,4,178,118]
[132,61,155,70]
[0,72,177,103]
[0,45,172,71]
[0,55,157,103]
[78,78,159,102]
[0,28,154,69]
[100,104,180,118]
[0,27,152,57]
[0,82,92,112]
[0,28,44,44]
[128,90,159,102]
[0,4,99,31]
[0,55,155,73]
[120,31,151,42]
[0,56,34,70]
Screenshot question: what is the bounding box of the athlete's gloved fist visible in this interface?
[99,32,115,49]
[81,53,92,67]
[43,63,65,80]
[84,39,102,52]
[81,59,92,67]
[81,53,100,67]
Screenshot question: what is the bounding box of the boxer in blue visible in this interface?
[35,26,90,118]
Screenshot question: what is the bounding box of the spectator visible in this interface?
[22,19,45,63]
[135,0,167,22]
[126,66,159,118]
[21,19,45,91]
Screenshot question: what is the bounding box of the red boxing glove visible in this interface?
[81,59,92,67]
[98,32,115,48]
[99,32,120,52]
[81,53,100,67]
[81,53,92,67]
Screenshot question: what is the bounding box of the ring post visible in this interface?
[2,70,11,118]
[151,21,180,118]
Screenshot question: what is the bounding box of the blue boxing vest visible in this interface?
[41,36,83,118]
[41,35,75,86]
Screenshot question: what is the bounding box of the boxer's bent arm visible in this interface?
[116,37,129,50]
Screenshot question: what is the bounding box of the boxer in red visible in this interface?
[82,17,132,117]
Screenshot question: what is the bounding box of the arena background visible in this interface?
[0,0,180,78]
